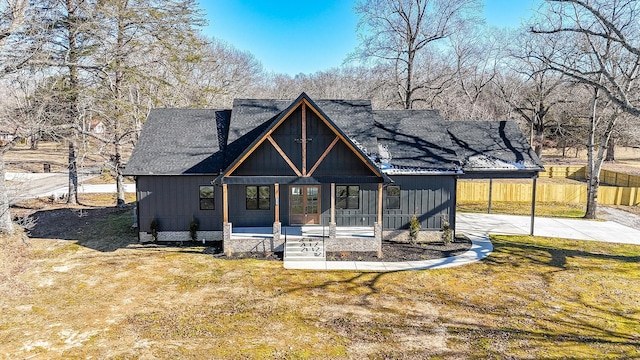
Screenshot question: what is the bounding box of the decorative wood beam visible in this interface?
[306,136,339,177]
[302,103,307,176]
[225,99,305,177]
[302,98,382,177]
[267,135,302,176]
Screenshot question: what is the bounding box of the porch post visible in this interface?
[222,183,232,256]
[274,183,280,223]
[273,183,282,251]
[375,182,383,257]
[329,183,336,240]
[223,183,228,223]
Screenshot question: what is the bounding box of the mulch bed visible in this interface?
[326,237,472,262]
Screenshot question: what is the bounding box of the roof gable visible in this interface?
[223,93,383,179]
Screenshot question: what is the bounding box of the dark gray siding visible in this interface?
[228,184,275,227]
[383,175,455,230]
[137,176,222,232]
[233,141,297,176]
[313,141,374,176]
[320,183,378,226]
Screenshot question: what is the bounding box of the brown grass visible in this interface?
[1,203,639,358]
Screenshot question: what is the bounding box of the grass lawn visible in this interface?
[458,201,587,218]
[1,210,639,359]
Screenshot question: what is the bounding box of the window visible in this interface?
[246,185,270,210]
[199,185,214,210]
[386,185,400,209]
[336,185,359,209]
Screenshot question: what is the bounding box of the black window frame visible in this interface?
[386,185,400,210]
[199,185,215,210]
[336,185,360,210]
[246,185,270,210]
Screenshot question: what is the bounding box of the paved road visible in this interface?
[6,167,101,204]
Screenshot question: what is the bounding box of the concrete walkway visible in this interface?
[284,213,640,271]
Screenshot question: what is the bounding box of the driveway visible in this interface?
[456,213,640,246]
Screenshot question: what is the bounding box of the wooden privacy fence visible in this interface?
[457,181,640,206]
[540,165,640,187]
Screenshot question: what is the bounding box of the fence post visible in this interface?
[488,179,493,214]
[531,176,537,236]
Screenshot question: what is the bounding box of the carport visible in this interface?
[447,120,545,236]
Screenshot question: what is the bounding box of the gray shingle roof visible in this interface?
[125,94,543,177]
[124,109,230,175]
[227,98,377,155]
[373,110,462,172]
[447,120,544,172]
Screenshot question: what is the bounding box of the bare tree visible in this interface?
[353,0,481,109]
[0,0,48,234]
[87,0,206,206]
[532,0,640,218]
[494,28,569,157]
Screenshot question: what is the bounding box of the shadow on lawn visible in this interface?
[448,237,640,356]
[486,237,640,269]
[22,205,139,252]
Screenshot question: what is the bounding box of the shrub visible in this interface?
[150,219,159,242]
[189,218,199,241]
[409,213,421,243]
[441,216,452,246]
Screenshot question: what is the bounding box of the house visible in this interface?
[124,93,543,255]
[89,119,105,134]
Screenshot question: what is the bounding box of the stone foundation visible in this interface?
[325,237,380,252]
[139,231,222,243]
[383,230,442,243]
[224,237,285,253]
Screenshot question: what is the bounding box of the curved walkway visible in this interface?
[284,213,640,271]
[284,232,492,271]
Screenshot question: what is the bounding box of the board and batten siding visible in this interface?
[320,183,378,226]
[136,176,221,233]
[228,184,275,227]
[383,175,455,230]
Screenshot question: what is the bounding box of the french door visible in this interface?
[289,185,320,225]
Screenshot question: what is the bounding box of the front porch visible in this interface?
[223,224,380,255]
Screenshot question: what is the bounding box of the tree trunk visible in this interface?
[67,141,78,204]
[29,134,39,150]
[584,86,618,219]
[605,136,615,162]
[0,152,15,235]
[533,122,544,158]
[114,149,125,207]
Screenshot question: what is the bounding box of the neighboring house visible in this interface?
[124,93,543,254]
[89,119,105,134]
[0,126,16,144]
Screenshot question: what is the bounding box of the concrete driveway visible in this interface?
[456,213,640,246]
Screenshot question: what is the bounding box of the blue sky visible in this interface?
[198,0,541,76]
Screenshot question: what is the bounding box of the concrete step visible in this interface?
[284,238,325,261]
